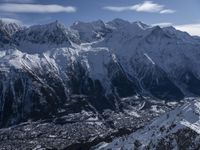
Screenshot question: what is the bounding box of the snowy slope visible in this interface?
[0,20,22,47]
[96,98,200,150]
[71,20,109,42]
[0,20,22,36]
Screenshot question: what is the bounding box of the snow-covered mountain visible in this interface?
[1,18,200,130]
[96,98,200,150]
[0,20,22,47]
[0,20,22,36]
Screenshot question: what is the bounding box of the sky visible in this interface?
[0,0,200,36]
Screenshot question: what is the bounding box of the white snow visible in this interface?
[96,99,200,150]
[151,105,165,113]
[124,110,141,118]
[180,120,200,134]
[144,53,155,65]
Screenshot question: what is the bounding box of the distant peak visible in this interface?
[72,19,105,27]
[133,21,150,29]
[29,20,66,32]
[109,18,130,24]
[50,20,59,25]
[47,20,65,29]
[73,21,81,26]
[107,18,130,28]
[152,25,162,30]
[0,19,22,35]
[0,19,20,27]
[0,19,16,25]
[148,25,172,38]
[132,21,150,30]
[95,19,104,23]
[91,19,105,26]
[163,26,176,31]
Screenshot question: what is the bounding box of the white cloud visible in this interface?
[152,22,200,36]
[160,9,175,14]
[0,17,22,24]
[175,24,200,36]
[0,3,77,13]
[103,6,130,12]
[103,1,175,14]
[132,1,163,12]
[152,22,173,27]
[2,0,34,3]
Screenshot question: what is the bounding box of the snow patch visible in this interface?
[144,53,155,65]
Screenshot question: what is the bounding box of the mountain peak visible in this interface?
[72,19,105,28]
[133,21,150,30]
[0,19,22,35]
[71,19,107,42]
[29,20,66,32]
[13,20,72,46]
[107,18,131,28]
[47,20,65,29]
[150,25,164,34]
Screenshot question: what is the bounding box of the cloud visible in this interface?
[152,22,200,36]
[2,0,34,3]
[160,9,175,14]
[0,3,77,13]
[0,17,22,24]
[132,1,163,12]
[103,6,130,12]
[152,22,173,27]
[175,24,200,36]
[103,1,163,13]
[103,1,175,14]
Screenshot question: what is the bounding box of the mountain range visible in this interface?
[0,18,200,149]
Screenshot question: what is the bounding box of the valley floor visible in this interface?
[0,97,187,150]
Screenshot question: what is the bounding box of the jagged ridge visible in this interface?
[0,19,200,128]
